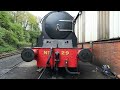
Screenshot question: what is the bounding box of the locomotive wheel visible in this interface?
[78,49,93,62]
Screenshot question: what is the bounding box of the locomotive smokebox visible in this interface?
[21,48,35,62]
[78,49,93,62]
[42,11,74,39]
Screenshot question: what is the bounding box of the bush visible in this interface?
[24,31,30,42]
[0,38,5,46]
[10,23,24,42]
[0,11,41,53]
[0,27,8,46]
[0,11,12,30]
[29,30,40,44]
[0,45,16,53]
[17,42,31,49]
[0,27,6,37]
[2,30,19,47]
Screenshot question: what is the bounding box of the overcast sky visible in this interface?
[29,11,79,18]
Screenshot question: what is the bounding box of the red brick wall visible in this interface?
[78,41,120,74]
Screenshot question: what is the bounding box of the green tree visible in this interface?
[0,11,13,30]
[0,11,41,53]
[24,30,30,42]
[10,23,24,41]
[29,30,40,46]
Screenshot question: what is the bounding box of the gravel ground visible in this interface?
[0,54,39,79]
[0,55,22,75]
[40,62,108,79]
[77,61,108,79]
[0,54,109,79]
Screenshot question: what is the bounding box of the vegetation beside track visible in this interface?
[0,49,22,59]
[0,11,41,54]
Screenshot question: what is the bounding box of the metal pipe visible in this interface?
[46,47,53,65]
[65,60,80,75]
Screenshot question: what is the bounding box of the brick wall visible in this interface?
[78,40,120,74]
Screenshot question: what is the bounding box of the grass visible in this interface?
[0,42,32,54]
[0,45,16,54]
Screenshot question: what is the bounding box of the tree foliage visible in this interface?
[0,11,13,29]
[0,11,41,53]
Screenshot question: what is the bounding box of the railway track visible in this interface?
[37,68,79,79]
[0,60,24,78]
[37,66,119,79]
[0,49,114,79]
[0,49,24,78]
[37,68,63,79]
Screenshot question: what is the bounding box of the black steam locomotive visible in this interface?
[37,11,77,48]
[21,11,92,75]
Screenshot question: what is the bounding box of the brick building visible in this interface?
[75,11,120,74]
